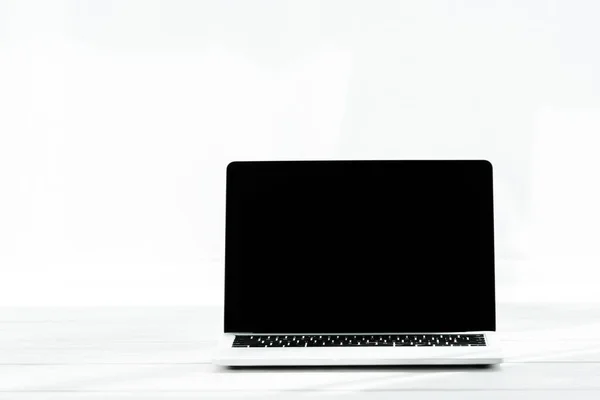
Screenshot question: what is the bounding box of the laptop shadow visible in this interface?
[225,364,497,372]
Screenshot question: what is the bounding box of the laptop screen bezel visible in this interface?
[223,160,496,333]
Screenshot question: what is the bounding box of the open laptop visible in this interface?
[214,160,502,366]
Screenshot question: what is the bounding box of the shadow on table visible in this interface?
[224,364,498,372]
[218,364,503,399]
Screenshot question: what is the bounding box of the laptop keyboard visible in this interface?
[233,334,486,348]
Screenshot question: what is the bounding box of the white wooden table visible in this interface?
[1,303,600,399]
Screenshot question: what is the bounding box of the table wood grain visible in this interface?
[0,303,599,399]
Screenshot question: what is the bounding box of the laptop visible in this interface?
[214,160,503,366]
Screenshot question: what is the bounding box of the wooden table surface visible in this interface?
[1,303,600,399]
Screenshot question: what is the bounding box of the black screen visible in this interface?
[224,160,495,333]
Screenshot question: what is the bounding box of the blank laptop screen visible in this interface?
[224,160,495,333]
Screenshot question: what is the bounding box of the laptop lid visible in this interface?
[224,160,495,333]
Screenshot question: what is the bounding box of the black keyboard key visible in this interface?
[233,334,486,348]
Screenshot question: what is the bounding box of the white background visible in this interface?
[1,0,599,306]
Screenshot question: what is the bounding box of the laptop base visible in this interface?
[214,332,503,366]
